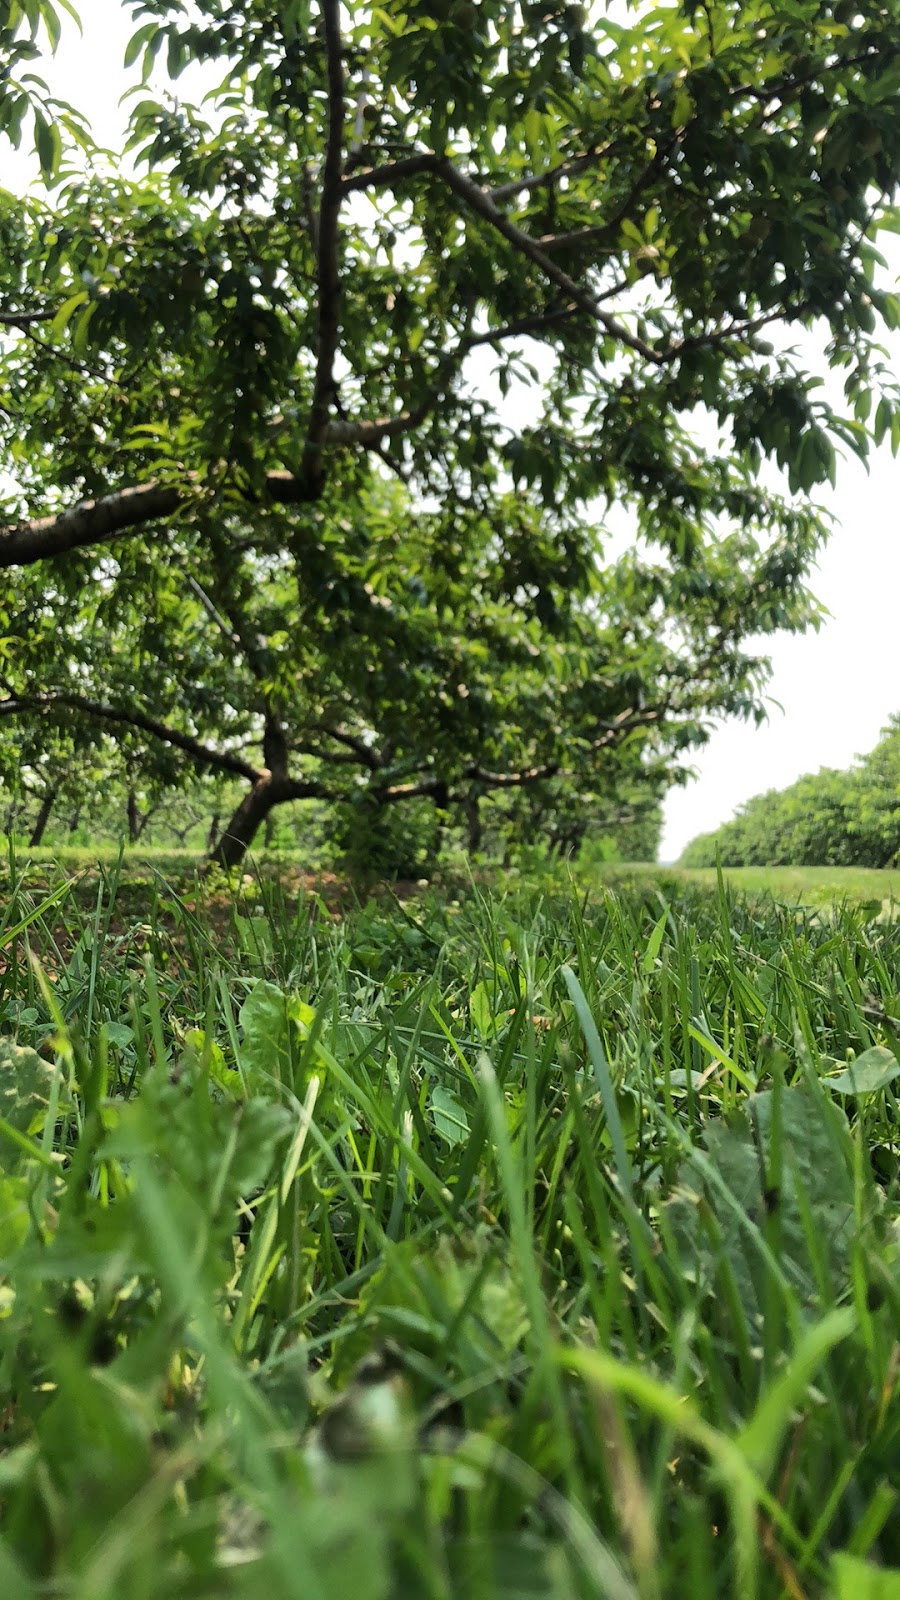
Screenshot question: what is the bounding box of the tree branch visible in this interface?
[464,305,584,348]
[301,0,346,493]
[435,162,664,365]
[0,469,323,568]
[186,575,241,647]
[0,693,263,781]
[341,150,444,195]
[342,145,612,203]
[323,389,437,446]
[0,483,184,567]
[345,154,662,364]
[295,723,384,769]
[377,759,559,804]
[489,147,611,202]
[538,139,675,256]
[0,306,58,326]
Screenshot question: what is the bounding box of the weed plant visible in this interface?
[0,847,898,1598]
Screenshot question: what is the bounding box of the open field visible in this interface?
[648,863,900,913]
[10,843,900,910]
[1,856,899,1599]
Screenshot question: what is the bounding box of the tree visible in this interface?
[2,0,900,865]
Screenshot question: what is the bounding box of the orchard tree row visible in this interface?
[681,713,900,868]
[0,721,664,871]
[2,0,900,866]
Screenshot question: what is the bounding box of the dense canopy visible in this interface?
[2,0,900,863]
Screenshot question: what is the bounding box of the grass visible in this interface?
[664,863,900,913]
[16,842,900,910]
[0,846,898,1599]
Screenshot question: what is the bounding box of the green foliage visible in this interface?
[0,856,898,1595]
[682,715,900,868]
[665,1082,860,1321]
[3,0,900,862]
[0,0,91,179]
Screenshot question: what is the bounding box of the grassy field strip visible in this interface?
[0,858,897,1598]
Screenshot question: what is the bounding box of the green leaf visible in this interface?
[48,290,89,338]
[832,1555,900,1600]
[33,107,60,178]
[641,907,668,972]
[431,1084,469,1147]
[664,1085,857,1320]
[104,1021,135,1051]
[238,979,294,1087]
[469,979,500,1041]
[229,1097,294,1193]
[737,1307,855,1479]
[0,1172,32,1255]
[123,22,157,70]
[827,1046,900,1096]
[0,1039,58,1139]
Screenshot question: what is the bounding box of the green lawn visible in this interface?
[13,842,900,908]
[1,857,898,1598]
[644,862,900,911]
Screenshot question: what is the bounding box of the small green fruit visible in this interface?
[449,0,478,26]
[746,215,772,244]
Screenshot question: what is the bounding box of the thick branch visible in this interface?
[465,305,583,348]
[0,693,262,781]
[375,704,661,806]
[465,761,559,789]
[341,151,444,195]
[323,390,437,446]
[0,470,322,568]
[0,483,184,567]
[378,759,559,804]
[301,0,346,491]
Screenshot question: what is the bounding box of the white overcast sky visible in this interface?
[5,0,899,860]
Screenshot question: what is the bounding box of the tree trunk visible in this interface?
[127,787,140,844]
[3,798,23,833]
[463,794,482,855]
[208,717,301,869]
[29,784,59,847]
[208,775,284,869]
[206,809,220,852]
[68,806,81,833]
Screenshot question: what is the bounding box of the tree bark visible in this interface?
[29,784,59,847]
[127,787,140,844]
[206,810,220,852]
[463,794,482,855]
[208,774,285,869]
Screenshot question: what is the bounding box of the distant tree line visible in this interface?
[681,715,900,868]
